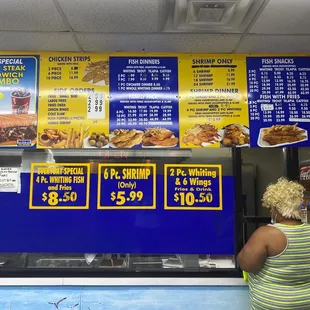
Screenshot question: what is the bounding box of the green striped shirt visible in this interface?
[249,223,310,310]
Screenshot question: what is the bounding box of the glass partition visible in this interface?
[0,148,238,274]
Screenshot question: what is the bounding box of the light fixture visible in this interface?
[159,0,267,33]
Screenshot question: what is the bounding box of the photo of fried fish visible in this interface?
[82,60,109,85]
[221,124,250,147]
[142,128,179,148]
[182,124,220,147]
[261,124,307,146]
[110,129,143,148]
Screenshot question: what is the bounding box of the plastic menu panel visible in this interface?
[247,56,310,148]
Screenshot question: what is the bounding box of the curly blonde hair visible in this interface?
[262,177,305,219]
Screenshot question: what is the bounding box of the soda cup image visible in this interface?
[11,89,31,114]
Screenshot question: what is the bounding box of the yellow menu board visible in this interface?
[178,55,249,148]
[37,53,110,149]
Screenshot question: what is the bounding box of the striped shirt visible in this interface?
[249,223,310,310]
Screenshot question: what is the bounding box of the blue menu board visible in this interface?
[109,56,179,148]
[247,56,310,148]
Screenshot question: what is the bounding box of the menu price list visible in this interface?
[247,57,310,148]
[190,58,241,121]
[109,56,179,147]
[43,56,92,126]
[179,57,248,121]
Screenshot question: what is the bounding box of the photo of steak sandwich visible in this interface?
[0,114,37,146]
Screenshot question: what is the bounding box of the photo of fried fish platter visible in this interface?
[260,124,307,147]
[82,60,109,85]
[182,124,221,147]
[221,124,250,147]
[38,125,90,148]
[110,129,143,148]
[142,127,179,148]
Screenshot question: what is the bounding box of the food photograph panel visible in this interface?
[0,55,39,148]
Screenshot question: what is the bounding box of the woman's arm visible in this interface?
[237,226,269,273]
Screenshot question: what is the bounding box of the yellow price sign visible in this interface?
[29,163,90,210]
[173,192,213,206]
[110,191,144,206]
[97,163,156,210]
[41,191,78,206]
[164,164,222,210]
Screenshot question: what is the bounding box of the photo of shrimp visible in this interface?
[221,124,250,147]
[182,124,221,147]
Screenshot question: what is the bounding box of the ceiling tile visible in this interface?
[250,0,310,34]
[0,0,69,31]
[59,0,159,33]
[0,32,80,51]
[76,33,241,53]
[236,35,310,53]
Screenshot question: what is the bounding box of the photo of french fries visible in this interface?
[38,125,91,148]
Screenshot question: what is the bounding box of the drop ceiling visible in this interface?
[0,0,309,53]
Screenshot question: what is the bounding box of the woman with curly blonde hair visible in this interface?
[237,178,310,310]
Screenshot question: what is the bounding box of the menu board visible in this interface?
[0,55,39,147]
[179,55,249,148]
[0,51,309,149]
[109,56,179,148]
[38,54,109,149]
[247,56,310,148]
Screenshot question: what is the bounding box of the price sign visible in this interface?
[164,164,222,210]
[87,92,105,119]
[29,163,90,209]
[41,191,78,206]
[97,163,156,209]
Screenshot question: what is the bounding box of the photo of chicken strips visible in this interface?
[142,128,179,148]
[182,124,220,147]
[260,124,307,146]
[221,124,250,147]
[82,60,109,85]
[110,129,143,148]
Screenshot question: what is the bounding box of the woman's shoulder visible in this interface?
[253,225,286,244]
[254,225,283,236]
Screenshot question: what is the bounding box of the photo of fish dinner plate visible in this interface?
[257,124,308,148]
[109,129,144,148]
